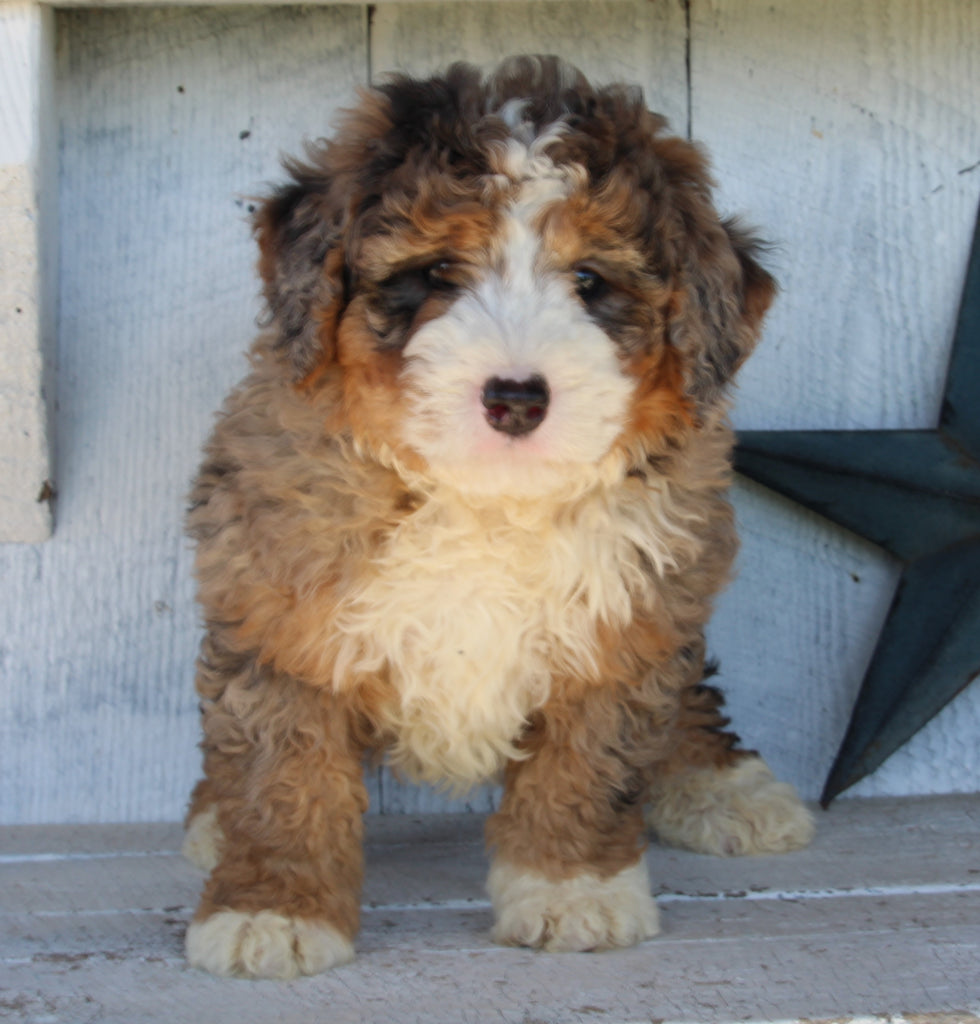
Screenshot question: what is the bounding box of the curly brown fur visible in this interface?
[183,55,812,978]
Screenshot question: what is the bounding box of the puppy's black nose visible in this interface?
[482,376,550,437]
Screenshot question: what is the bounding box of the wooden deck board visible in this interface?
[1,796,978,1024]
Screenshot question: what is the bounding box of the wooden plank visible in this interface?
[1,901,977,1024]
[692,0,980,433]
[0,822,183,858]
[3,797,977,922]
[0,5,369,827]
[0,798,977,1023]
[690,0,980,804]
[1,902,977,1023]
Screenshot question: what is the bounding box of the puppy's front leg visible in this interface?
[486,690,659,952]
[185,655,367,979]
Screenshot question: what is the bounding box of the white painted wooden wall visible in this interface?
[0,0,977,824]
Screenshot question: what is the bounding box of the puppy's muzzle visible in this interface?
[481,376,550,437]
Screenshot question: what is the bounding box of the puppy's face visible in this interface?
[255,58,775,498]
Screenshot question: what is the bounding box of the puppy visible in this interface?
[182,56,813,979]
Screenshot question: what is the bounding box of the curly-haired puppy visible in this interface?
[182,56,814,979]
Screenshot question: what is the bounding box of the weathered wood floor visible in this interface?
[1,795,978,1024]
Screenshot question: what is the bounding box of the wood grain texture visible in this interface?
[692,0,980,432]
[370,0,688,134]
[690,0,980,802]
[0,6,368,823]
[1,797,978,1024]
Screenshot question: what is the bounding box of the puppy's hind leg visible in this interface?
[183,778,223,873]
[185,643,368,979]
[645,678,814,857]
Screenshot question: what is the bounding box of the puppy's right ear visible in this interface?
[253,159,349,378]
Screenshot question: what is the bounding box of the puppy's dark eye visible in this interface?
[380,259,457,305]
[571,265,651,353]
[369,258,461,350]
[574,267,606,302]
[379,260,454,308]
[423,260,455,288]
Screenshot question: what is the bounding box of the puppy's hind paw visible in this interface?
[186,910,354,979]
[487,858,659,952]
[647,756,815,856]
[182,806,224,873]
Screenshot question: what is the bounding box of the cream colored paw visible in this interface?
[487,858,659,952]
[185,910,354,979]
[182,806,223,872]
[646,756,815,856]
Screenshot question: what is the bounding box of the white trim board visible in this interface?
[0,3,56,541]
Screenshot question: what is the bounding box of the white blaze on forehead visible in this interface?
[398,132,633,498]
[482,115,587,206]
[492,114,587,190]
[481,129,584,366]
[497,147,569,283]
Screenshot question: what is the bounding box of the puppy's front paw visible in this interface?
[487,858,659,952]
[647,756,815,856]
[186,910,354,979]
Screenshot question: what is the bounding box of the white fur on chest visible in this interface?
[331,482,696,788]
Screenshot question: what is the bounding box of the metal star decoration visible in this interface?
[735,207,980,806]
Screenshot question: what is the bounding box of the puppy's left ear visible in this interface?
[672,217,777,408]
[253,159,350,378]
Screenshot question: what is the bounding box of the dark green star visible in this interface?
[735,208,980,806]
